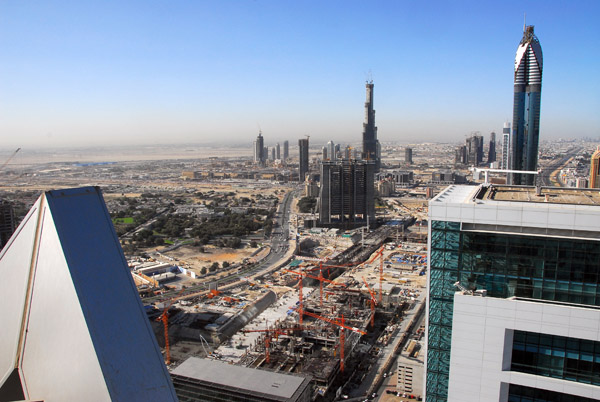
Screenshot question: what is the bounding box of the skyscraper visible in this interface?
[283,140,289,161]
[327,141,336,161]
[318,160,375,228]
[426,184,600,402]
[510,25,543,185]
[276,143,281,160]
[590,146,600,188]
[255,131,265,166]
[405,147,413,164]
[298,138,309,182]
[466,133,484,166]
[501,122,511,170]
[362,81,380,171]
[487,132,496,164]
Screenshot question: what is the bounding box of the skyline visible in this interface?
[1,1,599,148]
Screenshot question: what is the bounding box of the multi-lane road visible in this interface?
[538,145,583,187]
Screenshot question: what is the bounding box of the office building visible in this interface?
[327,140,336,161]
[322,146,328,160]
[255,131,265,165]
[455,145,467,166]
[298,138,309,182]
[488,132,497,164]
[318,160,375,228]
[362,81,380,171]
[0,187,177,401]
[466,133,484,166]
[406,147,413,164]
[590,146,600,188]
[426,184,600,402]
[276,143,281,160]
[501,122,510,170]
[172,357,312,402]
[283,140,289,161]
[510,25,543,185]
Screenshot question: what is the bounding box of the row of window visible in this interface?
[508,384,597,402]
[512,330,600,386]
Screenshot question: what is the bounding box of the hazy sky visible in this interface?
[1,0,599,148]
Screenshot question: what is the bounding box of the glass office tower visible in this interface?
[425,185,600,402]
[510,26,543,185]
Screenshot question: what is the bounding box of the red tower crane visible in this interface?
[362,277,378,328]
[242,326,305,363]
[285,269,346,309]
[301,310,365,372]
[155,290,184,365]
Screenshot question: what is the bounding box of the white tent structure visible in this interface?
[0,187,177,402]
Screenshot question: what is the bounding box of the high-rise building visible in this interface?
[510,25,543,185]
[466,133,484,166]
[405,147,413,164]
[318,160,375,228]
[276,143,281,160]
[501,122,511,170]
[283,140,289,161]
[327,141,336,161]
[255,131,265,165]
[487,132,496,164]
[590,146,600,188]
[298,138,309,182]
[455,145,467,166]
[322,146,328,160]
[426,184,600,402]
[271,147,275,161]
[362,81,380,171]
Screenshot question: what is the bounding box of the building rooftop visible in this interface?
[478,185,600,205]
[172,357,310,400]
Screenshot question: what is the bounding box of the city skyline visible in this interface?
[1,1,599,148]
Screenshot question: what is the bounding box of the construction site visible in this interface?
[146,223,427,401]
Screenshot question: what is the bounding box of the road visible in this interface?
[538,145,582,187]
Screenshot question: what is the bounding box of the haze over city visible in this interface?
[1,0,599,149]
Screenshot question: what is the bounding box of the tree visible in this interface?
[209,262,219,272]
[200,267,207,275]
[222,261,230,269]
[250,240,258,248]
[297,196,317,213]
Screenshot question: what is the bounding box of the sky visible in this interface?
[1,0,599,149]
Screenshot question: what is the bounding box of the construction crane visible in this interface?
[0,148,20,171]
[285,268,346,308]
[302,310,365,373]
[155,289,185,365]
[362,277,377,328]
[242,326,305,363]
[366,245,385,303]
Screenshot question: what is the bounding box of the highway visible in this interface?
[538,145,582,187]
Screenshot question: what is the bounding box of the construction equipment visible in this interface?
[0,148,20,172]
[366,245,385,303]
[362,277,377,328]
[285,268,346,308]
[302,310,365,373]
[155,289,185,365]
[242,326,305,363]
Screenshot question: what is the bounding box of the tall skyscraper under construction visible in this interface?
[510,25,543,185]
[318,160,375,229]
[298,138,309,182]
[254,131,265,166]
[362,81,380,171]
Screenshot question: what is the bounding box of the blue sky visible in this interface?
[1,0,599,148]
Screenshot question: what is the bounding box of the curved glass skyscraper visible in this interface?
[510,25,543,185]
